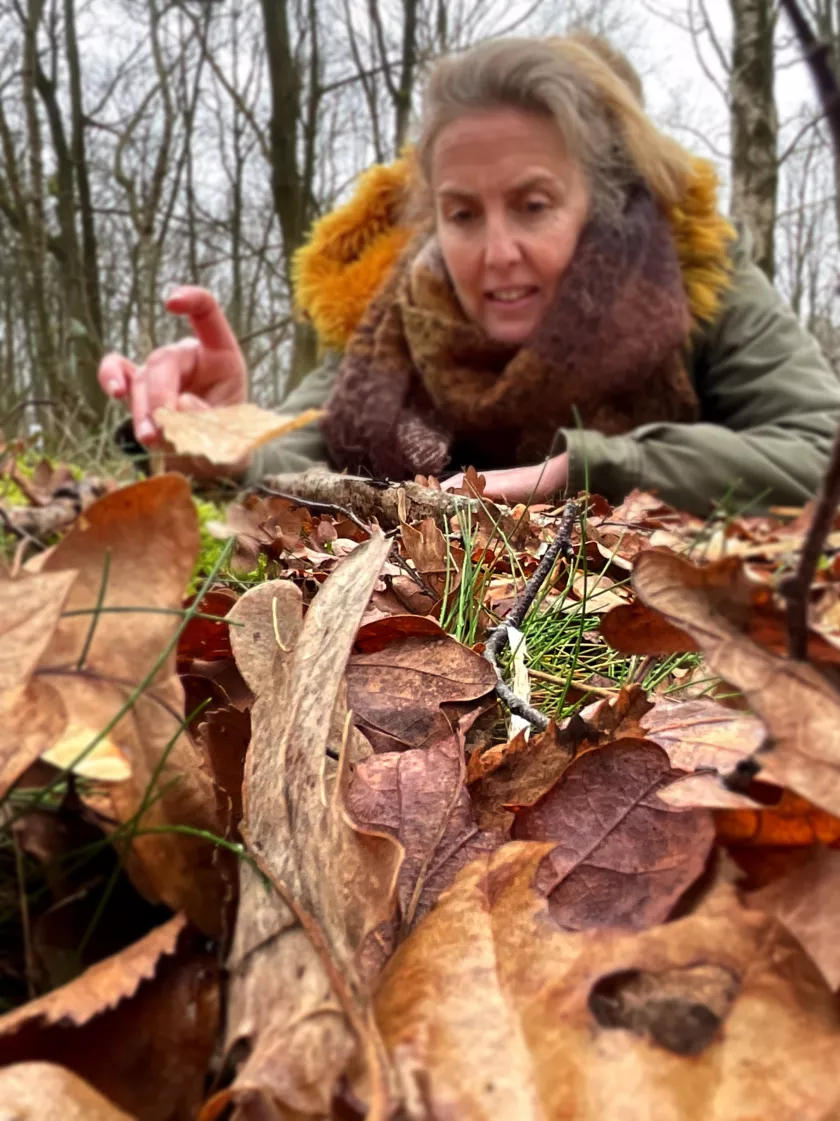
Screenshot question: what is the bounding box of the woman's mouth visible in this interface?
[485,286,539,307]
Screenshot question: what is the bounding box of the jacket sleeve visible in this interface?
[559,240,840,515]
[245,353,339,482]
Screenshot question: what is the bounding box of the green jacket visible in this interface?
[248,234,840,515]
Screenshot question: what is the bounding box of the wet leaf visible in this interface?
[513,740,714,930]
[154,404,322,464]
[375,847,840,1121]
[0,1063,136,1120]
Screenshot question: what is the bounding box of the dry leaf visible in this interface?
[233,545,403,1114]
[513,740,714,930]
[0,914,187,1035]
[602,549,840,663]
[630,548,840,817]
[220,581,356,1119]
[375,845,840,1120]
[39,476,225,935]
[346,614,497,752]
[0,570,77,795]
[154,404,322,464]
[466,722,581,832]
[0,1063,136,1120]
[0,915,219,1121]
[345,726,505,935]
[746,847,840,990]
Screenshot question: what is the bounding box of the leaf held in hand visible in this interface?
[154,404,322,464]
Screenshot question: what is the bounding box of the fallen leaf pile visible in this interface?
[2,466,840,1119]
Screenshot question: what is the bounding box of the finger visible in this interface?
[440,473,464,492]
[164,286,240,353]
[98,354,135,399]
[177,392,211,411]
[130,368,155,444]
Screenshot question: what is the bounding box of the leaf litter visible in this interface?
[2,462,840,1117]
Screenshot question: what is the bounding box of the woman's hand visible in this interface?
[98,287,247,448]
[442,454,568,504]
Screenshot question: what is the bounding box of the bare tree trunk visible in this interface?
[728,0,779,279]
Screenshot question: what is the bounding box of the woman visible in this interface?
[99,35,840,515]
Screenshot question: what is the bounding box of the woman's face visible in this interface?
[431,108,590,345]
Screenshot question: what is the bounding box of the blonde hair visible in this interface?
[415,36,693,221]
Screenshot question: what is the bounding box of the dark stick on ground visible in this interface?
[483,499,579,731]
[254,483,373,539]
[777,0,840,660]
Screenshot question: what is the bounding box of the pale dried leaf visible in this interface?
[155,404,322,464]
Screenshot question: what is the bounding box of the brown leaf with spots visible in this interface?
[38,476,226,935]
[375,847,840,1121]
[0,1064,136,1121]
[746,847,840,990]
[0,915,219,1121]
[630,548,840,817]
[347,614,497,752]
[513,739,714,930]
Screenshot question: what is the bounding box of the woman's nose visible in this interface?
[483,219,522,269]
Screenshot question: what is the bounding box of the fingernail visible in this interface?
[106,378,122,394]
[136,419,156,441]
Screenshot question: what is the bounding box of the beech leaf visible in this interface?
[154,404,322,464]
[0,1063,137,1121]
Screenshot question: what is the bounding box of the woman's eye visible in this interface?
[523,197,550,215]
[449,208,474,225]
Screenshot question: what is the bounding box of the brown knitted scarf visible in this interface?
[321,185,700,480]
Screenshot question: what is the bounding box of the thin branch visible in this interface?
[483,500,579,731]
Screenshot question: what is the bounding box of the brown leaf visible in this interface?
[154,404,322,464]
[513,740,714,930]
[0,1063,136,1120]
[603,549,840,662]
[638,696,764,774]
[0,570,77,795]
[375,845,840,1120]
[715,790,840,847]
[466,722,580,832]
[231,548,403,1113]
[0,915,219,1121]
[0,914,186,1034]
[221,582,355,1118]
[345,726,505,935]
[38,476,225,935]
[630,548,840,817]
[347,614,497,752]
[746,847,840,990]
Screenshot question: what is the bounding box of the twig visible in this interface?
[483,500,579,731]
[777,0,840,661]
[254,483,372,539]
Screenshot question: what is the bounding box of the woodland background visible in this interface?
[0,0,836,439]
